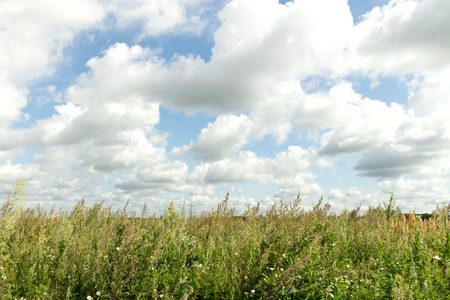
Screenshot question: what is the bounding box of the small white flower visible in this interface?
[251,290,255,293]
[280,268,284,271]
[270,268,274,271]
[116,247,120,251]
[96,291,101,296]
[433,255,441,260]
[87,296,92,300]
[330,293,334,298]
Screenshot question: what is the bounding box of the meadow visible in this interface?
[1,178,449,299]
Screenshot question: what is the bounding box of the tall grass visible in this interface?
[1,179,449,299]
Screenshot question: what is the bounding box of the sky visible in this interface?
[1,0,449,215]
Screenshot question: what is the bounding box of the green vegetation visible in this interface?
[1,179,450,299]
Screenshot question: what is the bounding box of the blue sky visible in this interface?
[1,0,450,215]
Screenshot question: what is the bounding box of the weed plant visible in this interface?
[1,179,449,299]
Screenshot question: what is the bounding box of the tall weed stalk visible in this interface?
[0,179,449,299]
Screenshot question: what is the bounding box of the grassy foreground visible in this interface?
[1,179,449,299]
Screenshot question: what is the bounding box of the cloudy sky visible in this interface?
[1,0,449,215]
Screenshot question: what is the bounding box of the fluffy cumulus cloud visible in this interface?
[0,76,28,124]
[106,0,216,38]
[212,0,352,74]
[319,97,411,156]
[351,0,450,74]
[0,0,105,81]
[172,114,251,160]
[1,0,449,214]
[67,0,354,114]
[190,146,321,198]
[378,176,450,213]
[0,0,105,152]
[327,187,384,212]
[351,68,450,179]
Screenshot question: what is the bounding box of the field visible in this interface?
[1,179,449,299]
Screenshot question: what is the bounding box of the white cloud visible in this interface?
[213,0,352,72]
[35,102,85,145]
[325,187,384,212]
[354,117,450,178]
[112,0,186,36]
[32,147,79,172]
[328,188,345,199]
[0,161,42,185]
[77,130,167,174]
[0,0,106,162]
[61,0,358,163]
[53,100,160,146]
[407,69,450,117]
[378,176,450,213]
[106,0,217,38]
[351,68,450,179]
[0,0,105,81]
[354,144,435,177]
[66,43,166,106]
[319,94,411,156]
[173,81,358,161]
[195,146,317,190]
[114,160,189,191]
[294,82,361,131]
[351,0,450,74]
[66,0,354,115]
[172,114,251,160]
[0,150,15,166]
[0,76,29,124]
